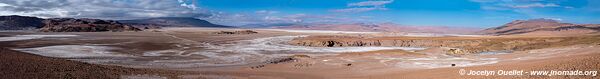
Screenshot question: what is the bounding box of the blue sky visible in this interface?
[1,0,599,28]
[193,0,600,27]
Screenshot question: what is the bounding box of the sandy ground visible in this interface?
[216,44,597,79]
[0,47,198,79]
[1,27,599,79]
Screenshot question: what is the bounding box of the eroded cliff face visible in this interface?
[288,35,587,54]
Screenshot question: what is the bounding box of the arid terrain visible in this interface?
[1,25,600,79]
[1,0,599,79]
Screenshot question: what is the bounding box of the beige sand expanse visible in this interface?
[1,27,599,79]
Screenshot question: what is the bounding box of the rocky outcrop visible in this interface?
[479,18,600,35]
[214,30,258,34]
[446,48,468,55]
[124,23,163,29]
[289,35,571,54]
[39,18,141,32]
[289,36,485,47]
[0,15,45,30]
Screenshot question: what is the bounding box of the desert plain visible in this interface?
[1,27,599,79]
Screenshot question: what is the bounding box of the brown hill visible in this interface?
[479,18,600,35]
[119,17,232,28]
[39,18,141,32]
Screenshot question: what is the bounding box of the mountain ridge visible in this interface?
[119,17,232,28]
[270,23,481,34]
[479,18,600,35]
[0,15,45,30]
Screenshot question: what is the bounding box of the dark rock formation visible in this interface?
[124,23,163,29]
[39,18,141,32]
[119,17,232,27]
[0,15,142,32]
[214,30,258,34]
[0,15,45,30]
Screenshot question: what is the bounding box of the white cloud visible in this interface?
[481,6,509,10]
[544,18,562,21]
[255,10,279,14]
[178,0,197,10]
[0,3,9,6]
[332,7,388,13]
[0,0,207,20]
[180,4,197,10]
[470,0,570,10]
[201,11,360,26]
[506,3,560,8]
[348,0,394,7]
[333,0,394,13]
[262,14,306,23]
[470,0,577,22]
[0,0,377,26]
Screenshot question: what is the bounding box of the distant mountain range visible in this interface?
[479,18,600,35]
[119,17,232,28]
[0,15,45,30]
[240,23,297,28]
[270,23,482,34]
[0,15,231,32]
[3,15,599,35]
[39,18,141,32]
